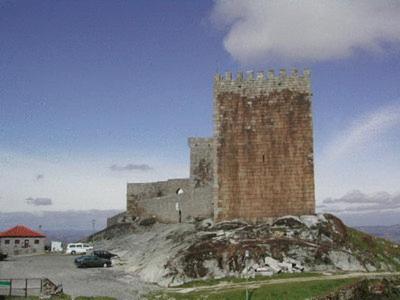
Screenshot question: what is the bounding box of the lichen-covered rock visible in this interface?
[86,223,137,242]
[273,215,305,228]
[139,217,156,226]
[211,220,249,231]
[196,218,214,230]
[162,214,400,285]
[328,250,364,271]
[300,214,327,228]
[93,214,400,287]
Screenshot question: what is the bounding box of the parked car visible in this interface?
[0,251,7,261]
[74,255,111,268]
[93,250,117,260]
[65,243,93,255]
[74,255,90,264]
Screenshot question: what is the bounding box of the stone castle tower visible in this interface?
[109,68,316,227]
[213,69,315,223]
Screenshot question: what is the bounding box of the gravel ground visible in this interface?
[0,254,157,299]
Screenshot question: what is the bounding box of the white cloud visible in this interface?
[26,197,53,206]
[323,104,400,162]
[0,151,188,212]
[109,163,153,172]
[319,190,400,213]
[315,103,400,200]
[211,0,400,63]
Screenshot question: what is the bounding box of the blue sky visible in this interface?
[1,0,400,213]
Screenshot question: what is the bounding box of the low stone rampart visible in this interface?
[135,185,213,223]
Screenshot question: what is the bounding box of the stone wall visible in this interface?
[134,187,213,223]
[213,69,315,223]
[188,137,214,187]
[0,237,45,256]
[123,137,214,223]
[126,168,213,222]
[127,178,191,216]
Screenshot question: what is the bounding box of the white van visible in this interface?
[65,243,93,255]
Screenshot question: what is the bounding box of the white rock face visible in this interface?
[300,214,326,228]
[264,257,282,273]
[198,218,214,230]
[94,223,198,286]
[90,214,397,286]
[216,230,225,237]
[328,250,364,271]
[263,256,305,274]
[254,267,273,276]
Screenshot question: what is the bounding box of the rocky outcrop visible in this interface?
[164,214,400,285]
[86,223,137,242]
[93,214,400,287]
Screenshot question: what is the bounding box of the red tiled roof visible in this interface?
[0,225,46,238]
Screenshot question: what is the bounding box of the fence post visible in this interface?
[25,279,28,297]
[9,279,12,296]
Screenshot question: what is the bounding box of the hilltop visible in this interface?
[357,224,400,243]
[88,214,400,287]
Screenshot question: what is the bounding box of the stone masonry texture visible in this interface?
[112,68,315,225]
[189,137,214,187]
[213,70,315,223]
[125,138,214,223]
[0,237,45,256]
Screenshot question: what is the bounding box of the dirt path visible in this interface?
[170,272,400,294]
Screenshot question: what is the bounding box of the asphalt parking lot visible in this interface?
[0,254,155,299]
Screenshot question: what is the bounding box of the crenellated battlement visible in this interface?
[214,69,311,95]
[122,69,314,225]
[214,67,315,223]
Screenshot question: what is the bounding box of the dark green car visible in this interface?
[74,255,111,268]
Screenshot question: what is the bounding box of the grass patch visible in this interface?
[347,228,400,270]
[149,278,357,300]
[74,297,117,300]
[75,296,117,300]
[3,295,115,300]
[179,272,322,288]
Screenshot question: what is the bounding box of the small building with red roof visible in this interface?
[0,225,46,256]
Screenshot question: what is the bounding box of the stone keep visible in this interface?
[213,70,315,223]
[112,68,316,226]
